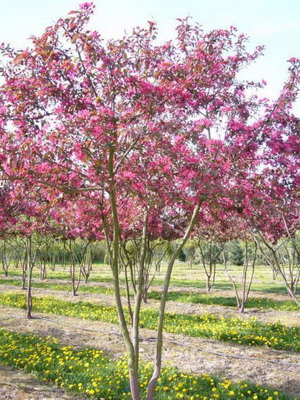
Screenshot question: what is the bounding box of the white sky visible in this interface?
[1,0,300,104]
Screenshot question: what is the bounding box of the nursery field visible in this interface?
[1,0,300,398]
[0,262,299,400]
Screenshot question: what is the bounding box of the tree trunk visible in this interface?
[21,253,27,290]
[206,276,212,292]
[255,233,300,306]
[108,143,141,400]
[26,237,33,319]
[147,198,202,400]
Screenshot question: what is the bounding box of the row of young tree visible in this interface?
[1,233,299,314]
[0,3,299,399]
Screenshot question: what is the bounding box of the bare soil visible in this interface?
[0,364,84,400]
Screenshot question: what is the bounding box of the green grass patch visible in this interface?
[0,328,295,400]
[3,263,297,295]
[148,291,299,311]
[0,278,115,296]
[0,278,298,312]
[1,292,299,352]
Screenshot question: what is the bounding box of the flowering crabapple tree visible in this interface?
[247,187,300,304]
[233,68,300,304]
[0,177,56,317]
[1,3,300,398]
[0,182,21,274]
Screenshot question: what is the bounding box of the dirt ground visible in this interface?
[0,363,84,400]
[0,304,299,399]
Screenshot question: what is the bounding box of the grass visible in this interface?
[2,260,298,296]
[148,291,299,311]
[0,278,115,296]
[0,328,295,400]
[1,292,300,352]
[0,277,299,311]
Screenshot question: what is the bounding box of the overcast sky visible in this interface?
[1,0,300,101]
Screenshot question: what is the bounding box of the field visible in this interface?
[0,262,299,400]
